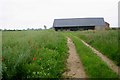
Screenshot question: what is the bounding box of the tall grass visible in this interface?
[71,30,120,66]
[68,34,118,78]
[2,30,68,79]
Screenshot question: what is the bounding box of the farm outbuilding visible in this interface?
[105,22,110,29]
[53,18,108,31]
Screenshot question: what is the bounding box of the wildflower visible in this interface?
[33,57,36,61]
[36,47,38,51]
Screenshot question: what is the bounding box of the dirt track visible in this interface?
[63,37,87,78]
[63,37,119,78]
[81,39,119,75]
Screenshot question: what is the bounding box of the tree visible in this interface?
[44,25,47,29]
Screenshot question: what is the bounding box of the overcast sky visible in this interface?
[0,0,119,29]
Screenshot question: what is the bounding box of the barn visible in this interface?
[53,18,108,31]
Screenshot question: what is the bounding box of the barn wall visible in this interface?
[95,26,105,30]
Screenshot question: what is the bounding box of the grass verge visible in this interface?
[68,33,119,78]
[71,30,120,66]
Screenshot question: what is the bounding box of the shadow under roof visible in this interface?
[53,18,105,27]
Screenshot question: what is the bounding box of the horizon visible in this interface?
[0,0,119,30]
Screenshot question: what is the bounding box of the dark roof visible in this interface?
[53,18,105,27]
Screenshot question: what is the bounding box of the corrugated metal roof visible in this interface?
[53,18,105,27]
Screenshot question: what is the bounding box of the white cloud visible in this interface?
[0,0,119,29]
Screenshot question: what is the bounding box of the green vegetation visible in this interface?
[70,30,120,66]
[2,30,68,79]
[0,31,2,79]
[2,30,119,79]
[67,33,118,78]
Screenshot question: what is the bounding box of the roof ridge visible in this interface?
[55,17,104,20]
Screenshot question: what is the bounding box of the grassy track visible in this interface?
[69,30,120,66]
[64,32,119,78]
[2,30,68,79]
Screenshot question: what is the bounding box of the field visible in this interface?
[2,30,119,79]
[2,30,68,79]
[69,30,120,66]
[66,34,118,78]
